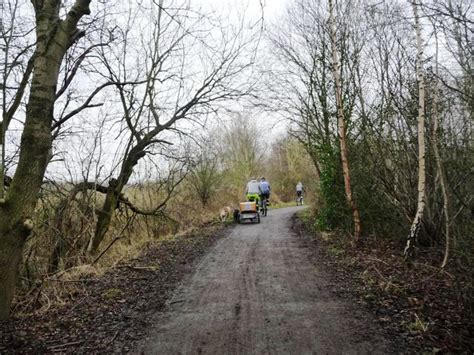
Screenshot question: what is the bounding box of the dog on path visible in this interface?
[219,206,232,222]
[233,209,240,223]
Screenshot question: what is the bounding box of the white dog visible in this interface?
[219,206,232,222]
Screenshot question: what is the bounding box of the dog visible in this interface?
[219,206,232,222]
[233,209,240,223]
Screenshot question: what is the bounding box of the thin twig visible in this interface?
[93,236,125,264]
[370,265,403,290]
[126,265,158,271]
[106,330,120,346]
[48,340,84,350]
[364,257,389,266]
[413,262,455,279]
[49,278,102,283]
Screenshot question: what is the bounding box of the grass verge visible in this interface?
[0,223,230,354]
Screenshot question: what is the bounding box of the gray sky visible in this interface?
[192,0,291,140]
[195,0,288,22]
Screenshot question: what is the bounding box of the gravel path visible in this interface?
[138,206,396,354]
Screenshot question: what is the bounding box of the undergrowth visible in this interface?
[297,208,474,353]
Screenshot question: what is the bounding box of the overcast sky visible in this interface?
[195,0,288,22]
[187,0,291,142]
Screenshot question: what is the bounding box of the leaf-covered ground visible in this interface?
[293,213,474,354]
[0,224,229,354]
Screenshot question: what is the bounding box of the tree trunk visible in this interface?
[89,146,145,253]
[0,53,60,319]
[328,0,361,240]
[90,179,120,253]
[430,29,452,268]
[0,0,91,320]
[0,123,5,201]
[0,212,32,320]
[404,1,426,258]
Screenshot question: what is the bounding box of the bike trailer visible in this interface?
[238,202,260,223]
[239,201,257,212]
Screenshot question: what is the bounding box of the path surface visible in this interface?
[138,206,395,354]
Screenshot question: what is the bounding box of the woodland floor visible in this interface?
[0,206,472,354]
[294,211,474,354]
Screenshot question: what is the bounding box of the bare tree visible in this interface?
[189,141,221,207]
[429,24,452,268]
[1,0,35,200]
[267,0,337,170]
[83,1,257,253]
[0,0,92,320]
[219,114,263,192]
[267,0,367,233]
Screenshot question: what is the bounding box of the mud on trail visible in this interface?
[137,206,399,354]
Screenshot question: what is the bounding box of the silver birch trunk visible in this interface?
[404,1,426,258]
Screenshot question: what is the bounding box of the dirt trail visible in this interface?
[138,206,396,354]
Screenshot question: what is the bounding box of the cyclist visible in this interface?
[259,177,271,208]
[296,181,304,204]
[245,177,262,206]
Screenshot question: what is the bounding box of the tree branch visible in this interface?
[56,43,109,100]
[52,80,143,131]
[4,55,35,130]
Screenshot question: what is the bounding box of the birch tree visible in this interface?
[404,0,426,258]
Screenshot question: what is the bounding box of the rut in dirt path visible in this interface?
[138,206,396,354]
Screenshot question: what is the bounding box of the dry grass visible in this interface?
[14,178,308,316]
[14,181,236,314]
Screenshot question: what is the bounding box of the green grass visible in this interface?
[271,200,310,209]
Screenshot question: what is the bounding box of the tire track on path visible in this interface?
[138,206,396,354]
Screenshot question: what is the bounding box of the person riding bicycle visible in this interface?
[296,181,304,202]
[259,177,271,208]
[245,177,262,206]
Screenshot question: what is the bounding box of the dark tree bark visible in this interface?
[0,0,91,320]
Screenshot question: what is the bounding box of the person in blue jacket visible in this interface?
[259,177,271,208]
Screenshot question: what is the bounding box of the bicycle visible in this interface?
[260,195,268,217]
[296,193,304,206]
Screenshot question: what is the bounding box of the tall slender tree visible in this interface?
[404,0,426,258]
[328,0,361,240]
[429,24,452,268]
